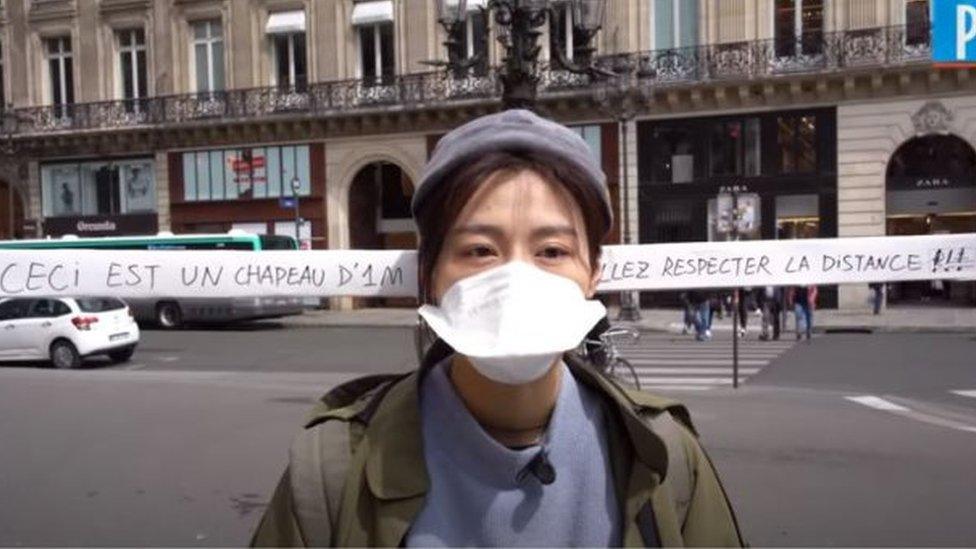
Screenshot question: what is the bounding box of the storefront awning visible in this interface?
[266,10,306,34]
[351,0,393,26]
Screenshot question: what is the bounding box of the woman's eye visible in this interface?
[464,245,496,258]
[538,246,570,260]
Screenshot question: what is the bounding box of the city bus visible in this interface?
[0,231,305,328]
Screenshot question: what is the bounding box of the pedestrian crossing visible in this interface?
[612,332,796,391]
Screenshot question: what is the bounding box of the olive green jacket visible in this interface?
[251,345,744,547]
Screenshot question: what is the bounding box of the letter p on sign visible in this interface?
[934,0,976,64]
[958,4,976,58]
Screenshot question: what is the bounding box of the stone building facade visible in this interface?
[0,0,973,309]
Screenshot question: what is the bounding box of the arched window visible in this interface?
[886,134,976,181]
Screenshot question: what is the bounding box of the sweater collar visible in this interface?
[362,342,669,502]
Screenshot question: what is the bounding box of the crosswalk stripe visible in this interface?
[604,330,796,391]
[630,367,760,375]
[631,359,770,366]
[625,353,781,359]
[623,350,793,354]
[621,346,794,352]
[642,385,715,391]
[637,377,735,385]
[951,390,976,399]
[845,395,910,411]
[623,351,788,356]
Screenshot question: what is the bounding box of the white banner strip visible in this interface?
[0,233,974,299]
[597,233,976,292]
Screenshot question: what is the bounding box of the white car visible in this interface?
[0,297,140,369]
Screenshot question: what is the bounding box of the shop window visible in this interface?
[886,134,976,180]
[775,194,820,239]
[774,0,823,58]
[192,20,224,93]
[709,119,760,177]
[777,114,817,174]
[654,0,697,50]
[181,145,311,202]
[649,126,697,184]
[647,199,696,243]
[45,36,74,118]
[359,22,395,86]
[41,159,155,217]
[117,29,147,111]
[905,0,930,47]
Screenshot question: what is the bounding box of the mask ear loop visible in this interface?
[414,315,435,367]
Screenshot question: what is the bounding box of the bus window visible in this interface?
[259,235,298,250]
[147,242,255,250]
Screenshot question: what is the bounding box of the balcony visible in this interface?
[2,24,931,137]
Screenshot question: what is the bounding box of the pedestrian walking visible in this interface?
[736,288,757,338]
[758,286,782,341]
[250,109,743,547]
[689,289,712,341]
[789,285,817,341]
[869,282,884,315]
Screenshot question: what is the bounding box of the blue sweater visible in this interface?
[406,361,621,547]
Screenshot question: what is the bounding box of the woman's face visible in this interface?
[430,169,599,303]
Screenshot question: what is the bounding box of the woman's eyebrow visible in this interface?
[531,225,578,239]
[451,224,505,238]
[451,223,578,239]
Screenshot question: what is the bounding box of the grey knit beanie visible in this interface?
[411,109,612,230]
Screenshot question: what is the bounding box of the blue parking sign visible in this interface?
[933,0,976,63]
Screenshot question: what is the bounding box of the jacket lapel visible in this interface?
[567,354,678,547]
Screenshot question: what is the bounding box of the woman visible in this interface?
[251,109,743,547]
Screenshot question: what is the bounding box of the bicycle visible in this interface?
[585,325,641,390]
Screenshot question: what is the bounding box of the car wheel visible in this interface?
[50,340,81,370]
[156,302,183,329]
[108,345,136,364]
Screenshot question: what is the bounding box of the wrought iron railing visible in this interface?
[2,24,930,137]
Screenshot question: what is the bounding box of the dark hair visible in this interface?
[414,149,611,304]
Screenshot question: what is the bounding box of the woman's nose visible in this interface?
[504,245,534,264]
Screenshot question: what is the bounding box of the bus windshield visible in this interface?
[258,235,299,250]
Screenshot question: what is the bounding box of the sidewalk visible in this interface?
[281,305,976,333]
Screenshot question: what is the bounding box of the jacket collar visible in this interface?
[363,368,429,500]
[361,339,453,500]
[564,353,670,479]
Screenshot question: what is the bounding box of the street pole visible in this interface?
[731,191,740,389]
[291,176,301,245]
[617,115,641,321]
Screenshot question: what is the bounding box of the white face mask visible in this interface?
[418,261,606,385]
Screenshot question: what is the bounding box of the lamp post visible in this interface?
[290,175,301,245]
[594,57,650,321]
[431,0,609,111]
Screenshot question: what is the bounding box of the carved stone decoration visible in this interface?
[912,101,954,135]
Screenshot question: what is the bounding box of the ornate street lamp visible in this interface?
[430,0,608,110]
[594,56,652,321]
